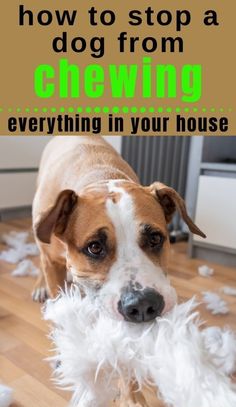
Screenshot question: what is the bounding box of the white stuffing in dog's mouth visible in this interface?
[43,286,236,407]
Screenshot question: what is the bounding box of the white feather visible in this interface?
[43,287,236,407]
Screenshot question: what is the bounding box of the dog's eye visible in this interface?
[149,232,164,248]
[87,241,104,258]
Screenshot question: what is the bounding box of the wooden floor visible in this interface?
[0,218,235,407]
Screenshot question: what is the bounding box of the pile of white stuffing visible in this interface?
[198,264,236,315]
[0,231,39,276]
[44,287,236,407]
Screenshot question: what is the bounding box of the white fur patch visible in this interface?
[44,288,236,407]
[103,182,176,315]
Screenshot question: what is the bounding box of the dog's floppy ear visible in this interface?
[35,190,78,244]
[148,182,206,238]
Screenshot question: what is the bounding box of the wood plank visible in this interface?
[5,344,69,401]
[0,314,50,356]
[11,375,66,407]
[0,290,47,332]
[0,354,24,383]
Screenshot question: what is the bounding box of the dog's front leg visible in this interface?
[32,270,49,302]
[38,247,67,299]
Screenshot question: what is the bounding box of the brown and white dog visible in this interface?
[33,136,205,318]
[32,136,205,405]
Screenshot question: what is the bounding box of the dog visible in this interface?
[32,136,205,405]
[32,136,205,307]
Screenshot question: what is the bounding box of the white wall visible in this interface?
[0,136,121,170]
[0,137,51,169]
[103,136,121,153]
[194,175,236,250]
[0,136,122,209]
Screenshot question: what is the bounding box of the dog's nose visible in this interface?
[118,288,165,323]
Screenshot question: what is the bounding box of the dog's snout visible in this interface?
[118,288,165,323]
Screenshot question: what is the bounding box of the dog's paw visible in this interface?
[32,286,49,303]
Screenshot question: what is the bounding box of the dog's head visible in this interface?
[35,180,205,322]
